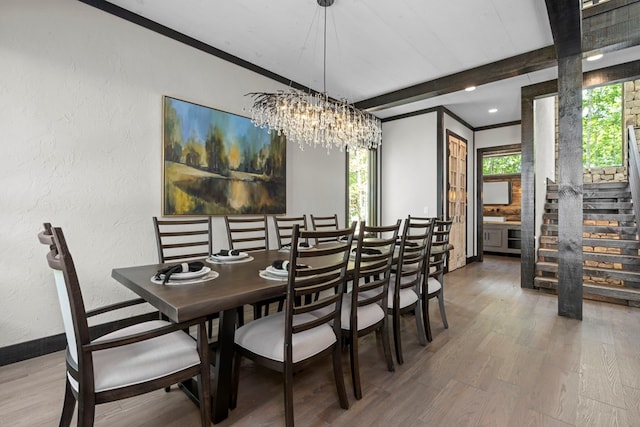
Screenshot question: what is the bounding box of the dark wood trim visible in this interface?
[583,60,640,87]
[477,151,485,262]
[77,0,310,93]
[475,121,522,132]
[381,106,441,123]
[355,46,557,112]
[437,110,444,217]
[545,0,583,58]
[477,143,523,263]
[583,0,640,52]
[0,312,159,366]
[520,85,537,289]
[583,0,639,18]
[442,107,475,132]
[382,106,473,130]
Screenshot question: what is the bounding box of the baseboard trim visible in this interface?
[0,312,159,367]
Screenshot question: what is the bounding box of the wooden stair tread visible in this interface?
[542,213,636,221]
[535,261,640,281]
[539,236,640,248]
[541,224,637,234]
[547,182,630,190]
[538,248,640,264]
[533,277,640,301]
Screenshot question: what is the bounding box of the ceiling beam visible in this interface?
[545,0,582,58]
[354,46,557,112]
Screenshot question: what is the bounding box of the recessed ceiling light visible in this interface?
[586,53,603,61]
[465,86,476,92]
[488,108,498,113]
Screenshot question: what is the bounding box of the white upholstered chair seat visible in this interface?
[312,293,385,331]
[427,277,443,294]
[69,320,200,393]
[234,312,337,363]
[387,276,419,309]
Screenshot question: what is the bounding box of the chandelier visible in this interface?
[247,0,382,152]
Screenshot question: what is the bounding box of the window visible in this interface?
[482,153,521,175]
[348,148,377,226]
[582,83,623,168]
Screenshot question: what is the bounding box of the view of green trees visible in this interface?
[348,148,370,224]
[583,83,622,167]
[483,153,521,175]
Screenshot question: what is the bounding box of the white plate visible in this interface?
[209,252,249,261]
[259,270,287,281]
[265,265,289,277]
[151,270,218,285]
[280,243,314,251]
[168,266,211,280]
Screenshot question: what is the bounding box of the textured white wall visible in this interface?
[0,0,345,347]
[380,113,438,225]
[475,125,521,149]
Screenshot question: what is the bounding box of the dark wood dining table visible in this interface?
[111,249,294,424]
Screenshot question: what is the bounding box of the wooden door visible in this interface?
[447,131,467,271]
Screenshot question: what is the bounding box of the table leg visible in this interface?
[212,308,236,423]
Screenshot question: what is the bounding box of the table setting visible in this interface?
[151,261,219,285]
[206,249,254,264]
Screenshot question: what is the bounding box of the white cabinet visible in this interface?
[483,222,521,255]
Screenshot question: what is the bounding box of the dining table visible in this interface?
[111,249,297,424]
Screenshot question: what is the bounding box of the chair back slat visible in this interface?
[430,218,453,278]
[273,215,308,248]
[224,215,269,252]
[350,220,401,330]
[153,217,212,263]
[310,214,340,244]
[395,217,435,293]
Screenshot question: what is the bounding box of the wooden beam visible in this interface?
[583,0,640,52]
[546,0,584,320]
[354,46,557,112]
[520,87,536,289]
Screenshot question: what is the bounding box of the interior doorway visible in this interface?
[446,130,467,271]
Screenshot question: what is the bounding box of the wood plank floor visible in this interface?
[3,255,640,426]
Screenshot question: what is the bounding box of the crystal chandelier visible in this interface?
[247,0,382,152]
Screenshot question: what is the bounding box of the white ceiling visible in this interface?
[103,0,639,128]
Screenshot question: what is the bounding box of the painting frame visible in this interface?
[162,96,287,216]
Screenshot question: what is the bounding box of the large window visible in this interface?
[348,149,377,226]
[582,83,623,168]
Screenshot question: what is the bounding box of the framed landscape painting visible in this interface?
[162,96,286,215]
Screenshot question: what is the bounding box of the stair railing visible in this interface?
[627,125,640,238]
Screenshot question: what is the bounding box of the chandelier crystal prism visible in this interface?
[247,0,382,152]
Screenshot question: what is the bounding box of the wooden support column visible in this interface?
[546,0,584,320]
[557,55,584,319]
[520,87,536,289]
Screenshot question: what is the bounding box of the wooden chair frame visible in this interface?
[224,215,269,252]
[345,220,400,399]
[231,223,356,426]
[39,223,210,427]
[153,216,212,263]
[310,214,340,244]
[424,217,453,341]
[389,216,434,364]
[273,215,308,249]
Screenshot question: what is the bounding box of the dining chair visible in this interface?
[231,222,356,427]
[38,223,211,427]
[224,215,270,252]
[153,216,220,336]
[342,220,400,399]
[388,216,434,364]
[273,215,308,248]
[310,213,340,244]
[225,215,275,319]
[152,216,212,263]
[424,217,453,342]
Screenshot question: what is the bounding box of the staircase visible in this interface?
[534,181,640,306]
